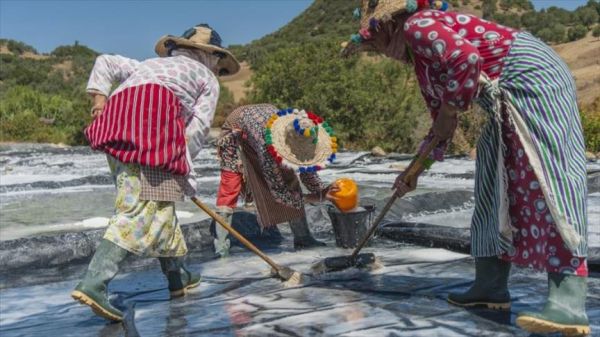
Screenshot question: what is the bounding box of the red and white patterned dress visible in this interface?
[403,10,587,276]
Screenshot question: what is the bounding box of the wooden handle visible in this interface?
[191,197,281,271]
[350,136,442,260]
[403,136,441,181]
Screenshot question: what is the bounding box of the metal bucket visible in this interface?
[326,205,375,248]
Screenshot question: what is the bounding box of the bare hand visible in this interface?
[90,95,107,118]
[324,182,341,202]
[392,170,418,197]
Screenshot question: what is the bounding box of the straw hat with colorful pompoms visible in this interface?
[265,108,337,173]
[342,0,449,54]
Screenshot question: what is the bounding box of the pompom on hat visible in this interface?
[265,108,337,173]
[342,0,449,56]
[155,24,240,76]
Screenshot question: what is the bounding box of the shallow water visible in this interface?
[1,143,598,246]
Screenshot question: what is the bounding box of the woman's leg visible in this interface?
[158,256,202,298]
[493,115,590,334]
[288,215,326,249]
[71,239,129,322]
[214,169,243,257]
[447,257,511,309]
[517,273,589,336]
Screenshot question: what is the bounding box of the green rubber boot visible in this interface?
[71,239,129,322]
[158,257,201,298]
[516,273,590,336]
[289,216,326,250]
[213,211,232,257]
[447,257,511,310]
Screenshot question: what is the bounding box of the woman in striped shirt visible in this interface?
[345,0,590,335]
[72,24,240,322]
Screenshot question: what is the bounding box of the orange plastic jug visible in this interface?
[330,178,359,212]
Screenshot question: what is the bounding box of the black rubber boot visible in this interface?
[516,273,590,336]
[158,257,201,298]
[71,239,129,322]
[289,216,326,249]
[447,257,511,310]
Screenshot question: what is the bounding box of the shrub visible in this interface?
[592,25,600,39]
[0,39,37,55]
[247,40,425,152]
[576,7,599,27]
[568,25,589,41]
[580,97,600,152]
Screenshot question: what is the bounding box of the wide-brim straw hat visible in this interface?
[342,0,449,56]
[360,0,411,30]
[265,108,338,173]
[155,24,240,76]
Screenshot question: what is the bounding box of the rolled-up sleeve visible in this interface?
[299,172,325,194]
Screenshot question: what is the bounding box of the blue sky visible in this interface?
[0,0,590,59]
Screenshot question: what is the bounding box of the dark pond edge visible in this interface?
[379,222,600,274]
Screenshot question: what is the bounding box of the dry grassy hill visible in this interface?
[553,34,600,105]
[220,62,252,102]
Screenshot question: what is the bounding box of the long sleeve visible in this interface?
[404,11,482,114]
[186,75,220,159]
[299,172,325,194]
[404,11,483,160]
[86,54,140,96]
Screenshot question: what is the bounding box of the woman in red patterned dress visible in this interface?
[344,0,590,335]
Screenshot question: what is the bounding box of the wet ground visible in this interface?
[1,231,600,337]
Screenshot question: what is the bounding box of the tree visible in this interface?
[588,0,600,16]
[493,13,521,29]
[536,28,555,43]
[551,24,567,43]
[482,0,498,20]
[568,25,588,41]
[593,25,600,39]
[577,7,599,27]
[248,40,426,152]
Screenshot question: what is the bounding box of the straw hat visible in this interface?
[265,108,338,173]
[155,24,240,76]
[342,0,449,56]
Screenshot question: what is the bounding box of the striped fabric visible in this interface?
[471,32,588,257]
[85,83,190,175]
[240,143,304,228]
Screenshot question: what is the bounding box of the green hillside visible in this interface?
[0,40,98,144]
[0,40,235,144]
[231,0,600,64]
[1,0,599,152]
[236,0,600,152]
[229,0,359,68]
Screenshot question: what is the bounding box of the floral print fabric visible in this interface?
[103,155,187,257]
[500,117,587,276]
[403,10,516,159]
[217,104,325,209]
[404,10,516,112]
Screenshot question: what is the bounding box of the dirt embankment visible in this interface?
[220,61,252,102]
[553,34,600,105]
